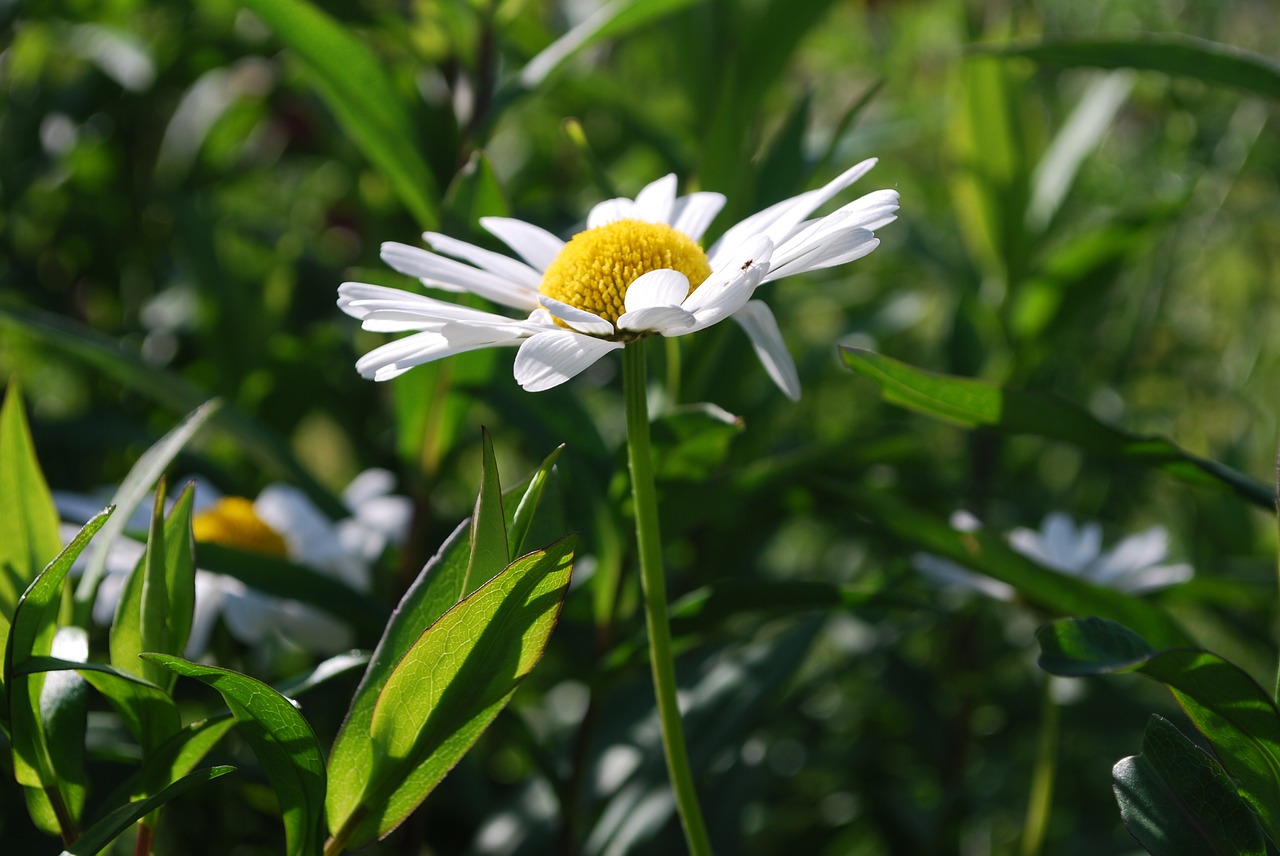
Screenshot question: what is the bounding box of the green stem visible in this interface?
[622,340,713,856]
[1019,679,1060,856]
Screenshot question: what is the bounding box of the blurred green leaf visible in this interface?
[144,655,327,856]
[6,510,110,841]
[61,766,237,856]
[465,428,510,596]
[1113,714,1265,856]
[841,348,1274,510]
[754,90,813,208]
[0,306,345,522]
[1038,617,1280,842]
[669,579,891,637]
[0,381,64,710]
[237,0,439,228]
[981,34,1280,100]
[442,152,510,233]
[651,403,744,482]
[840,488,1191,648]
[18,657,179,756]
[110,481,195,692]
[331,536,575,847]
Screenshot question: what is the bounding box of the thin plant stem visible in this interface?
[622,339,713,856]
[1019,679,1061,856]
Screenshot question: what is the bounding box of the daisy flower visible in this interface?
[339,160,898,399]
[58,470,411,656]
[912,511,1192,600]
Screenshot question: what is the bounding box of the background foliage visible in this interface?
[3,0,1279,853]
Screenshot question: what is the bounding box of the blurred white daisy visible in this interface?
[58,469,411,656]
[912,511,1192,600]
[339,161,898,399]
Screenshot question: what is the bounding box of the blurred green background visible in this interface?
[3,0,1279,853]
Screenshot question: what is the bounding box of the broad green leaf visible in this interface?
[1113,715,1265,856]
[144,655,327,856]
[981,35,1280,100]
[464,428,510,597]
[842,488,1191,648]
[6,510,110,840]
[0,306,345,521]
[109,481,196,691]
[841,348,1273,510]
[75,399,220,625]
[238,0,439,228]
[1038,617,1280,842]
[0,382,64,707]
[17,657,179,756]
[333,537,575,847]
[197,544,388,641]
[60,766,236,856]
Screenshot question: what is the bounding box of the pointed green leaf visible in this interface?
[0,382,64,706]
[464,428,510,596]
[507,444,564,557]
[143,655,327,856]
[75,399,221,625]
[980,35,1280,100]
[61,766,237,856]
[1038,617,1280,842]
[17,657,180,756]
[332,537,575,847]
[841,348,1274,510]
[6,510,110,840]
[237,0,439,227]
[1113,715,1265,856]
[843,487,1191,648]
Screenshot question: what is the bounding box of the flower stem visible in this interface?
[622,339,713,856]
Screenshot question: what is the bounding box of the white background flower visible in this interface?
[340,161,898,399]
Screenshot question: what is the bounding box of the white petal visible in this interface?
[254,485,336,567]
[480,216,565,271]
[538,296,615,335]
[342,468,396,507]
[765,230,879,282]
[633,174,677,224]
[670,191,726,241]
[513,330,622,392]
[732,300,800,400]
[587,197,636,229]
[424,231,542,289]
[624,269,690,313]
[617,305,696,333]
[682,235,773,331]
[1113,563,1193,593]
[380,241,539,311]
[355,323,525,381]
[339,283,520,331]
[219,584,278,645]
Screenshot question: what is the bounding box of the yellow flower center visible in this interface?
[539,219,712,326]
[192,497,289,557]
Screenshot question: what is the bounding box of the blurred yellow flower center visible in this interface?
[539,219,711,326]
[192,497,288,557]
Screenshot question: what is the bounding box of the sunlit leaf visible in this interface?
[1038,617,1280,842]
[144,655,327,856]
[1113,714,1265,856]
[841,348,1273,509]
[980,34,1280,100]
[6,510,110,840]
[465,428,510,596]
[330,537,575,847]
[507,444,564,557]
[237,0,439,227]
[61,766,237,856]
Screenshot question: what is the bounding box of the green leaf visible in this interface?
[61,766,237,856]
[238,0,439,227]
[1037,618,1280,842]
[0,306,346,522]
[979,34,1280,100]
[442,152,510,234]
[507,444,564,557]
[1113,715,1265,856]
[109,480,196,691]
[669,580,889,637]
[650,403,744,482]
[331,537,575,847]
[6,510,110,840]
[17,657,180,756]
[143,655,327,856]
[841,348,1274,510]
[74,399,221,626]
[841,488,1191,648]
[0,381,64,706]
[464,428,510,597]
